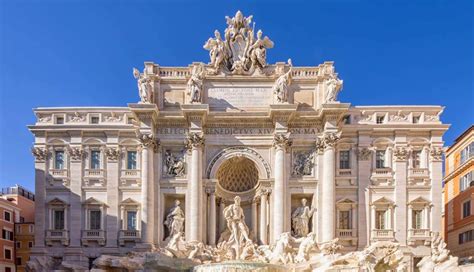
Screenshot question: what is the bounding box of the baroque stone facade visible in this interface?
[28,11,453,271]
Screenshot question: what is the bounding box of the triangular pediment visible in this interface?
[120,197,140,206]
[83,197,108,207]
[336,198,355,204]
[372,197,394,205]
[47,197,68,206]
[409,196,430,205]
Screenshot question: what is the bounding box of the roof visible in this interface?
[446,125,474,153]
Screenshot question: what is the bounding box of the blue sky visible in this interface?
[0,0,472,191]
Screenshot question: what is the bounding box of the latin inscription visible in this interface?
[158,127,319,135]
[208,87,271,108]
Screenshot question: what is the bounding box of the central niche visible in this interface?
[217,157,258,192]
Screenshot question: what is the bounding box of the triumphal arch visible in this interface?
[28,11,460,271]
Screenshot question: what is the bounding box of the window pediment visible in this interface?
[120,198,140,207]
[83,197,108,207]
[47,197,69,206]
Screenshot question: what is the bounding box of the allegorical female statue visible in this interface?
[133,68,153,103]
[291,198,315,237]
[187,64,204,103]
[325,74,343,103]
[164,200,185,239]
[272,59,293,103]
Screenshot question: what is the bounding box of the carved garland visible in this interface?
[67,147,84,161]
[105,147,121,161]
[31,147,48,162]
[393,146,409,161]
[430,147,443,162]
[357,147,372,161]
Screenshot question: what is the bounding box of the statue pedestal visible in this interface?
[193,261,287,272]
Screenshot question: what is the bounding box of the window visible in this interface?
[127,151,137,170]
[127,211,137,230]
[412,210,423,229]
[6,267,12,272]
[413,116,420,124]
[16,225,20,233]
[459,229,474,244]
[2,229,13,241]
[4,211,11,222]
[4,248,12,260]
[339,211,351,229]
[375,210,387,229]
[89,210,101,230]
[339,151,351,169]
[16,241,21,249]
[55,116,64,124]
[91,116,100,124]
[20,216,25,223]
[411,150,421,169]
[29,225,34,233]
[376,115,385,124]
[460,172,473,192]
[28,241,34,248]
[53,210,65,230]
[460,142,474,164]
[463,200,471,219]
[90,150,101,169]
[16,257,22,265]
[54,150,65,169]
[375,150,386,168]
[343,115,351,124]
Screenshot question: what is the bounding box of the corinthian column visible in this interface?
[320,132,340,242]
[272,133,292,242]
[138,133,157,245]
[186,132,205,242]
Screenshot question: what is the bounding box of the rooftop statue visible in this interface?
[204,11,273,75]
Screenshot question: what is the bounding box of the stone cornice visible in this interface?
[444,157,474,182]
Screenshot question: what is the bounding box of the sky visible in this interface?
[0,0,473,192]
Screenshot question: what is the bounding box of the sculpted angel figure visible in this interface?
[272,59,293,103]
[203,30,226,71]
[291,198,315,237]
[164,200,185,239]
[249,30,274,70]
[187,64,204,103]
[325,74,343,103]
[133,68,153,103]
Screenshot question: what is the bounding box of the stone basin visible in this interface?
[193,261,287,272]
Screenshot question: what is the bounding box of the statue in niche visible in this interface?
[324,74,343,103]
[164,150,186,177]
[223,196,252,245]
[164,200,185,240]
[203,30,226,73]
[187,64,204,103]
[133,68,153,104]
[292,151,314,176]
[291,198,315,237]
[272,59,293,103]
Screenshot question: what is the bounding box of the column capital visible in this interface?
[31,147,48,162]
[137,131,160,152]
[205,187,216,195]
[185,132,205,150]
[273,133,292,151]
[318,131,341,150]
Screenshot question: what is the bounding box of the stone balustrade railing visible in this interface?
[408,229,431,238]
[158,67,190,78]
[46,229,69,246]
[50,169,68,178]
[409,168,429,177]
[84,169,106,177]
[337,229,355,238]
[337,169,352,176]
[371,229,394,239]
[121,169,140,179]
[291,67,320,78]
[119,229,141,246]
